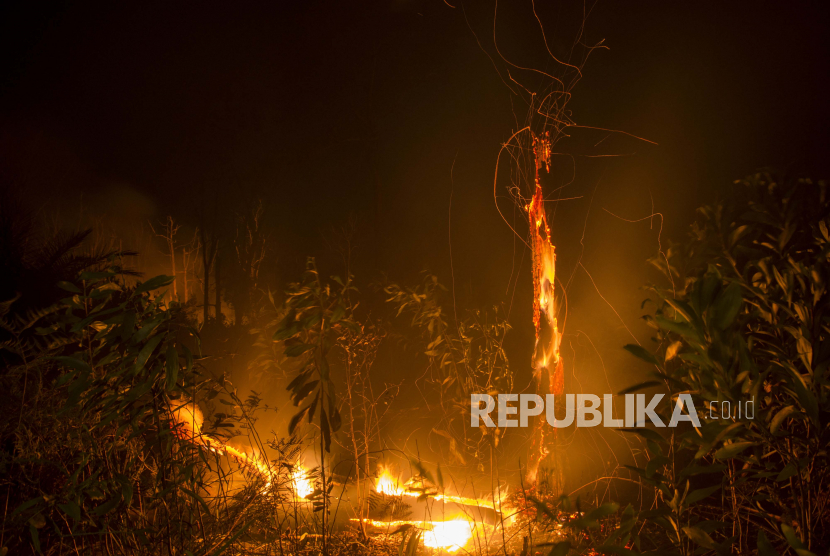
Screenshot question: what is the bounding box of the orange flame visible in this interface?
[527,133,564,483]
[353,518,486,552]
[376,466,409,497]
[375,466,506,513]
[421,518,477,552]
[291,463,314,499]
[170,399,309,494]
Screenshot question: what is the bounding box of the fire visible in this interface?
[169,398,313,495]
[375,467,503,513]
[291,463,314,499]
[527,133,564,484]
[376,467,408,497]
[367,467,508,552]
[421,518,476,552]
[171,405,503,553]
[171,398,204,435]
[353,518,483,553]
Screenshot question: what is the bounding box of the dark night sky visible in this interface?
[2,0,826,275]
[1,0,828,478]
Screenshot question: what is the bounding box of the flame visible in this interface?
[527,133,564,484]
[171,405,503,551]
[376,467,409,497]
[169,398,293,492]
[291,463,314,499]
[367,468,508,552]
[353,518,484,553]
[421,518,476,552]
[375,467,503,513]
[171,398,204,435]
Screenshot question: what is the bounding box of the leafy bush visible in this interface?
[0,269,299,555]
[608,173,828,556]
[531,173,829,555]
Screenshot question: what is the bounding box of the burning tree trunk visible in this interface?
[526,132,564,491]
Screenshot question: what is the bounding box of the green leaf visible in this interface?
[57,281,81,293]
[292,380,319,406]
[711,281,742,330]
[287,369,312,391]
[645,456,669,478]
[11,497,42,518]
[587,502,619,520]
[28,513,46,529]
[623,344,658,366]
[780,526,818,555]
[321,407,331,452]
[775,463,798,482]
[404,531,421,556]
[92,495,121,516]
[329,407,342,433]
[165,345,179,391]
[53,356,91,375]
[678,463,726,481]
[284,343,316,357]
[133,316,163,343]
[331,304,346,323]
[757,529,780,556]
[134,275,175,294]
[289,406,310,434]
[655,315,700,340]
[682,526,715,549]
[618,381,662,395]
[58,501,81,522]
[665,340,683,362]
[181,487,210,513]
[135,335,164,371]
[29,524,42,554]
[787,370,819,427]
[713,441,755,460]
[273,321,301,341]
[770,405,797,434]
[685,484,721,505]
